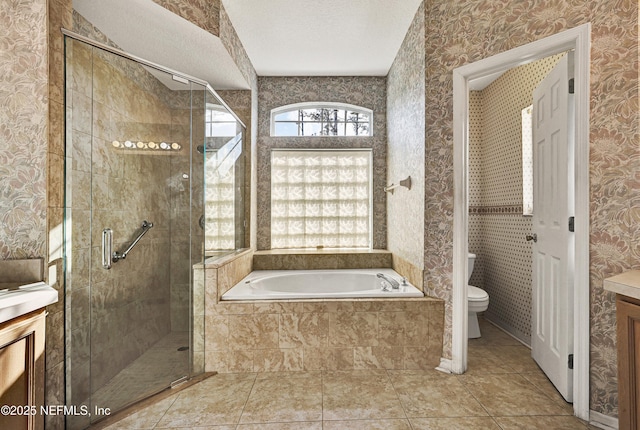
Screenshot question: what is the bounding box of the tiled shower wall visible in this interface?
[468,54,564,345]
[65,34,198,420]
[62,5,252,425]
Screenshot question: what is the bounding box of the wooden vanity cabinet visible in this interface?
[617,295,640,430]
[0,309,46,430]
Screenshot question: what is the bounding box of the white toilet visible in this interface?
[468,253,489,338]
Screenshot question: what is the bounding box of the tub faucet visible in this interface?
[377,273,400,290]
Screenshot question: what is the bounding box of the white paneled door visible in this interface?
[530,52,575,402]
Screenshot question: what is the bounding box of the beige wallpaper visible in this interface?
[1,0,55,427]
[468,54,564,345]
[424,0,638,417]
[152,0,220,37]
[219,5,256,90]
[10,0,635,423]
[0,0,48,259]
[256,76,388,251]
[387,2,425,271]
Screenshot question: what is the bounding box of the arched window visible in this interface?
[271,102,372,137]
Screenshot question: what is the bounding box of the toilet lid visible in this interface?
[468,285,489,301]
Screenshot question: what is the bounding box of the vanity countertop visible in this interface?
[604,270,640,300]
[0,281,58,324]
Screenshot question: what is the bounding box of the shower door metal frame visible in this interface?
[61,29,246,130]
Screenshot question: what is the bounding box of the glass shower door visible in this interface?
[65,37,205,427]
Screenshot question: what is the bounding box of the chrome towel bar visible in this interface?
[102,221,154,269]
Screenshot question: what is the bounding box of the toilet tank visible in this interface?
[467,253,476,283]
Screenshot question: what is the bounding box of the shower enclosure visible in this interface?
[63,32,246,428]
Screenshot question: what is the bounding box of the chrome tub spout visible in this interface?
[376,273,400,290]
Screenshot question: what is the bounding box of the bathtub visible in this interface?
[221,268,424,300]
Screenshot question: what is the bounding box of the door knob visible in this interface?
[526,233,537,242]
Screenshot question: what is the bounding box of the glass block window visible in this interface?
[205,163,235,250]
[271,103,372,137]
[271,149,372,249]
[522,105,533,216]
[204,134,243,251]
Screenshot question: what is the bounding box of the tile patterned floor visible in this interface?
[103,319,594,429]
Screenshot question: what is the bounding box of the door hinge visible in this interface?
[568,78,575,94]
[568,216,575,232]
[568,354,574,369]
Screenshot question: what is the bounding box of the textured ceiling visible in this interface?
[73,0,424,86]
[221,0,423,76]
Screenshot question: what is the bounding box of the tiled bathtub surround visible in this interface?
[198,249,442,373]
[392,252,425,291]
[205,298,443,373]
[252,249,424,290]
[252,250,393,271]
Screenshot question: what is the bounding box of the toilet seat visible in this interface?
[467,285,489,338]
[468,285,488,302]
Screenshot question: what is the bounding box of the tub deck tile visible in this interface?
[328,312,379,348]
[253,348,305,372]
[279,312,329,348]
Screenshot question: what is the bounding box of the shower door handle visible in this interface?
[102,228,113,269]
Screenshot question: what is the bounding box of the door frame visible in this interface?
[450,24,590,420]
